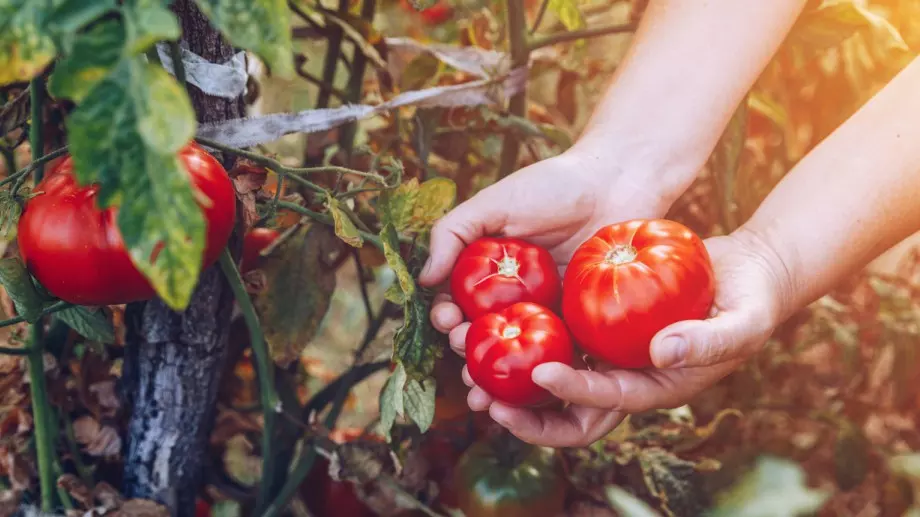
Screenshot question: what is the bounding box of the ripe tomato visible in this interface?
[240,227,280,273]
[303,428,378,517]
[562,219,715,369]
[195,499,210,517]
[465,302,573,407]
[450,237,561,321]
[17,142,236,306]
[452,435,566,517]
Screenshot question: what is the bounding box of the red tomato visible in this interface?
[465,302,573,407]
[450,237,561,321]
[240,227,280,274]
[399,0,453,25]
[17,142,236,306]
[562,219,715,369]
[302,428,378,517]
[195,499,210,517]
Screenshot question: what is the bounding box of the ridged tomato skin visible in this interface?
[465,302,574,407]
[562,219,715,369]
[450,237,561,321]
[17,142,236,306]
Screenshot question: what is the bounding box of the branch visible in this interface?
[529,0,550,34]
[528,22,638,51]
[498,2,530,179]
[28,322,55,511]
[275,200,385,250]
[0,147,68,188]
[0,300,71,332]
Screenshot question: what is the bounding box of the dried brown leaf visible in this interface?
[0,407,31,439]
[57,473,94,509]
[115,499,171,517]
[93,481,124,510]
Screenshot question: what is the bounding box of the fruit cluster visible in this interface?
[449,219,716,407]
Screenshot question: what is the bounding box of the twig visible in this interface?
[218,249,279,512]
[529,0,550,34]
[316,0,349,109]
[0,301,72,331]
[0,147,68,188]
[498,2,530,179]
[353,249,374,323]
[294,55,349,100]
[528,22,638,51]
[275,200,386,250]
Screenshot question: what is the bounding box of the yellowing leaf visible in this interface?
[548,0,585,31]
[379,178,420,232]
[410,177,456,233]
[381,223,414,299]
[326,197,364,248]
[789,0,908,53]
[0,1,56,86]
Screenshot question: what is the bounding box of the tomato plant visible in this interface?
[17,142,237,306]
[450,237,562,321]
[465,302,573,407]
[240,227,281,274]
[562,219,715,369]
[303,428,378,517]
[451,435,567,517]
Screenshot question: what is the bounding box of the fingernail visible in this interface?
[657,336,688,368]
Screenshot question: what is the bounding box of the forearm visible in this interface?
[741,57,920,320]
[573,0,808,203]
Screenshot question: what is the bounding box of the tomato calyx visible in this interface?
[495,252,522,278]
[501,325,522,339]
[604,244,638,265]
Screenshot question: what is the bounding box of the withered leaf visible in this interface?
[637,447,707,517]
[253,223,338,368]
[115,498,171,517]
[327,197,364,248]
[57,473,94,509]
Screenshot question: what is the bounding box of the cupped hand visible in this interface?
[449,227,793,447]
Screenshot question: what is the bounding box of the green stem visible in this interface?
[498,0,530,179]
[0,301,72,332]
[28,323,55,511]
[30,79,45,181]
[1,147,68,188]
[52,459,75,510]
[527,22,638,51]
[275,200,384,250]
[218,249,278,513]
[169,41,188,88]
[63,413,93,486]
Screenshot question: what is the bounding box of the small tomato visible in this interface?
[17,142,236,306]
[465,302,573,407]
[240,227,280,273]
[302,428,379,517]
[452,435,567,517]
[450,237,561,321]
[562,219,715,369]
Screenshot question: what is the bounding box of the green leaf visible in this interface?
[400,54,442,92]
[378,362,407,440]
[379,179,420,233]
[380,223,415,299]
[708,456,830,517]
[0,189,22,238]
[122,0,181,53]
[253,224,338,368]
[0,0,57,86]
[211,500,242,517]
[378,177,456,235]
[548,0,585,30]
[45,0,117,36]
[606,486,663,517]
[384,282,406,305]
[56,306,116,343]
[789,0,908,53]
[326,197,364,248]
[193,0,294,78]
[66,58,202,309]
[404,377,436,433]
[0,258,45,323]
[48,20,126,103]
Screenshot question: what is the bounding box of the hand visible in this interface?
[451,227,793,447]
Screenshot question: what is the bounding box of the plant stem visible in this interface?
[28,323,55,511]
[30,79,44,181]
[315,0,350,110]
[529,0,550,34]
[527,22,638,51]
[0,300,72,331]
[169,41,188,88]
[218,249,278,512]
[275,200,385,250]
[339,0,377,154]
[498,0,530,179]
[1,147,68,188]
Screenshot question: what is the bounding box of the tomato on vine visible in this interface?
[465,302,573,408]
[241,227,280,273]
[303,428,379,517]
[17,142,237,306]
[562,219,715,369]
[451,434,567,517]
[450,237,561,321]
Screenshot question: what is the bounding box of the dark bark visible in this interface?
[120,1,245,515]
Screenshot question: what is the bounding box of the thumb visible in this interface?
[418,190,507,287]
[649,308,770,369]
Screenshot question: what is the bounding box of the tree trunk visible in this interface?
[121,2,245,515]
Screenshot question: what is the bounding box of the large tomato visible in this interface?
[450,237,561,321]
[240,227,280,274]
[17,142,236,306]
[562,219,715,369]
[451,435,567,517]
[303,428,378,517]
[465,302,573,407]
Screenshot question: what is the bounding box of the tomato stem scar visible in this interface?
[502,326,522,339]
[604,244,638,265]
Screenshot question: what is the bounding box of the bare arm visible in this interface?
[574,0,809,204]
[740,56,920,320]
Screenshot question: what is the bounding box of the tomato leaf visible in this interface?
[379,179,420,234]
[65,57,203,310]
[192,0,294,78]
[789,0,908,53]
[44,1,116,36]
[404,377,436,433]
[709,456,829,517]
[384,283,407,305]
[0,258,45,323]
[253,224,337,368]
[326,197,364,248]
[378,177,456,236]
[378,362,407,441]
[547,0,586,30]
[381,223,415,299]
[0,189,22,239]
[121,0,181,53]
[56,306,115,343]
[606,486,663,517]
[0,0,57,86]
[48,20,127,103]
[400,54,442,92]
[637,447,707,517]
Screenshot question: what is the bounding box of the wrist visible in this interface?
[731,222,797,326]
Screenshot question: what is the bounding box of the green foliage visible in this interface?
[707,456,830,517]
[0,0,57,85]
[547,0,585,31]
[56,306,116,343]
[327,197,364,248]
[0,257,44,323]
